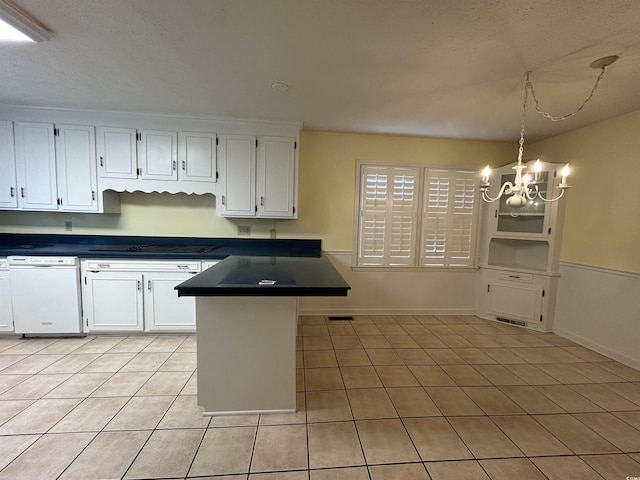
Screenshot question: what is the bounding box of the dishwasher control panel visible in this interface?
[8,256,79,266]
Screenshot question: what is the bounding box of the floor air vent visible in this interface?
[328,315,354,321]
[496,317,526,327]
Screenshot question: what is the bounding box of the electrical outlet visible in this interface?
[237,225,251,236]
[64,221,72,231]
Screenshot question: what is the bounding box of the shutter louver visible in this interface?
[356,163,478,268]
[449,175,477,265]
[358,166,419,266]
[422,171,450,265]
[421,170,478,267]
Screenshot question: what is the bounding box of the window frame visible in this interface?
[352,160,482,270]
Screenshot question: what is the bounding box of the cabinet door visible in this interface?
[487,281,543,324]
[97,127,138,179]
[217,134,256,217]
[56,125,98,212]
[0,269,13,333]
[179,131,217,182]
[496,170,551,236]
[257,136,296,218]
[139,130,177,180]
[84,272,144,331]
[14,122,58,210]
[0,121,17,209]
[144,272,197,331]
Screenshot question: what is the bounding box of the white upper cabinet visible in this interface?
[97,127,217,193]
[257,136,296,218]
[139,130,178,180]
[8,122,116,213]
[218,135,297,218]
[217,134,256,217]
[55,124,99,212]
[0,121,17,209]
[14,122,58,210]
[179,131,217,183]
[3,106,299,205]
[97,127,138,179]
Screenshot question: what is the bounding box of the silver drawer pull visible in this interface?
[508,275,521,279]
[97,264,111,268]
[177,265,189,269]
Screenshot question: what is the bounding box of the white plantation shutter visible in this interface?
[358,166,419,265]
[421,169,478,266]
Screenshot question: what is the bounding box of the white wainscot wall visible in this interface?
[553,262,640,370]
[298,251,477,316]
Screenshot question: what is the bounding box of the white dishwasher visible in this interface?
[8,256,82,334]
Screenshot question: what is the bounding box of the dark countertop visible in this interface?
[175,254,351,297]
[0,233,321,260]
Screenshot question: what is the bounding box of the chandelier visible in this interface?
[480,55,619,208]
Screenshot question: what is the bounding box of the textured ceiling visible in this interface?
[1,0,640,142]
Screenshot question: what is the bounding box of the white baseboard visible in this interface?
[298,307,476,316]
[554,326,640,371]
[552,261,640,371]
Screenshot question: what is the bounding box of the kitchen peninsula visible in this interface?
[176,250,350,415]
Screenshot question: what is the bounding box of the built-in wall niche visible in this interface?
[487,238,549,272]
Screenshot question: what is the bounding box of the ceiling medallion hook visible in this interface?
[479,55,619,210]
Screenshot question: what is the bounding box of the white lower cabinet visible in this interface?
[0,260,14,333]
[144,272,197,331]
[83,271,144,332]
[81,259,200,333]
[478,267,558,332]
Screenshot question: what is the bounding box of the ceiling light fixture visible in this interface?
[0,0,52,42]
[271,82,289,93]
[480,55,619,209]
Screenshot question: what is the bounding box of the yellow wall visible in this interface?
[526,109,640,273]
[0,131,513,249]
[289,131,513,249]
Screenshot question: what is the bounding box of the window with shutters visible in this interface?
[355,163,479,268]
[357,166,419,266]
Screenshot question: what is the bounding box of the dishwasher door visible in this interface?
[8,256,82,334]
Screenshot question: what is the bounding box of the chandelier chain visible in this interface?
[525,67,608,122]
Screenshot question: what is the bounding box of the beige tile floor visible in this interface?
[0,314,639,479]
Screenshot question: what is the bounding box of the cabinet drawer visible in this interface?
[496,272,533,283]
[84,260,200,272]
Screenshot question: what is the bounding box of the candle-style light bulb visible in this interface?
[482,166,490,184]
[560,164,570,188]
[534,159,542,182]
